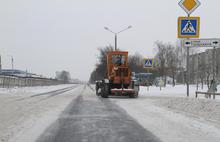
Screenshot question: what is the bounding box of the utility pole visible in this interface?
[11,56,14,70]
[115,34,117,51]
[8,55,14,75]
[0,55,2,70]
[0,55,2,74]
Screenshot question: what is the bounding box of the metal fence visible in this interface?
[0,75,64,88]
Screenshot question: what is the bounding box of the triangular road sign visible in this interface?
[145,59,153,67]
[182,20,196,33]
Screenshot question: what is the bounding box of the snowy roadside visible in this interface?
[139,85,220,124]
[0,84,83,142]
[139,84,220,100]
[111,85,220,142]
[0,84,75,96]
[114,98,220,142]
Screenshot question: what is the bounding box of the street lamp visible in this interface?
[8,55,14,70]
[104,26,132,51]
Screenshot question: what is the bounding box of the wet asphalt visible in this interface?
[36,86,161,142]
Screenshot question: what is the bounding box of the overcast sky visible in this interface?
[0,0,219,81]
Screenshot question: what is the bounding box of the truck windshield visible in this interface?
[112,55,125,65]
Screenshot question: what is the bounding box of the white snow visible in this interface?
[0,84,75,96]
[111,84,220,142]
[1,84,220,142]
[139,84,220,99]
[0,84,83,142]
[114,99,220,142]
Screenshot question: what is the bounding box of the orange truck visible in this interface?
[96,51,139,98]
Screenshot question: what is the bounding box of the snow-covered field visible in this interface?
[0,84,83,142]
[112,84,220,142]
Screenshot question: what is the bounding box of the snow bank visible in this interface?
[112,85,220,142]
[139,84,220,100]
[138,85,220,123]
[0,84,74,96]
[114,98,220,142]
[158,97,220,124]
[0,84,82,142]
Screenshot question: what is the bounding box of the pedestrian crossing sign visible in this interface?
[178,17,200,38]
[144,59,153,68]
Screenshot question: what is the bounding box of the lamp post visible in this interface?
[104,26,132,51]
[8,55,14,70]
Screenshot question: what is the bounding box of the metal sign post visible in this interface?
[178,0,201,97]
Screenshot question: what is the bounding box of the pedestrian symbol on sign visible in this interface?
[145,60,152,66]
[144,59,153,68]
[182,20,196,33]
[178,17,200,38]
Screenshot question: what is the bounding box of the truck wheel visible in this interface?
[96,89,101,96]
[129,92,138,98]
[101,83,109,98]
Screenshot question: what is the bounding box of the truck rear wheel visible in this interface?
[129,92,138,98]
[101,83,109,98]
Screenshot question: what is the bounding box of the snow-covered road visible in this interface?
[36,85,160,142]
[1,84,220,142]
[0,84,83,142]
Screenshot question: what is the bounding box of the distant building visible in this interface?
[188,48,220,83]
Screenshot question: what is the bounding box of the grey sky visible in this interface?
[0,0,219,81]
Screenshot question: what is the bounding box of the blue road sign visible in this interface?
[178,17,200,38]
[144,59,153,68]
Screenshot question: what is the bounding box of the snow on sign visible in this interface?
[179,0,201,15]
[178,17,200,38]
[184,38,220,47]
[144,59,153,68]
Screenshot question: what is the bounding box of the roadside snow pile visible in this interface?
[158,97,220,124]
[139,84,220,100]
[0,84,74,96]
[114,96,220,142]
[0,84,82,142]
[138,85,220,125]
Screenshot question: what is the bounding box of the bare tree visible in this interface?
[154,41,167,86]
[56,71,71,83]
[89,45,114,83]
[165,44,179,86]
[197,53,206,89]
[128,53,145,73]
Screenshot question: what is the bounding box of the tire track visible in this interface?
[36,86,161,142]
[15,85,78,102]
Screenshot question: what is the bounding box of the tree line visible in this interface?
[89,42,220,87]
